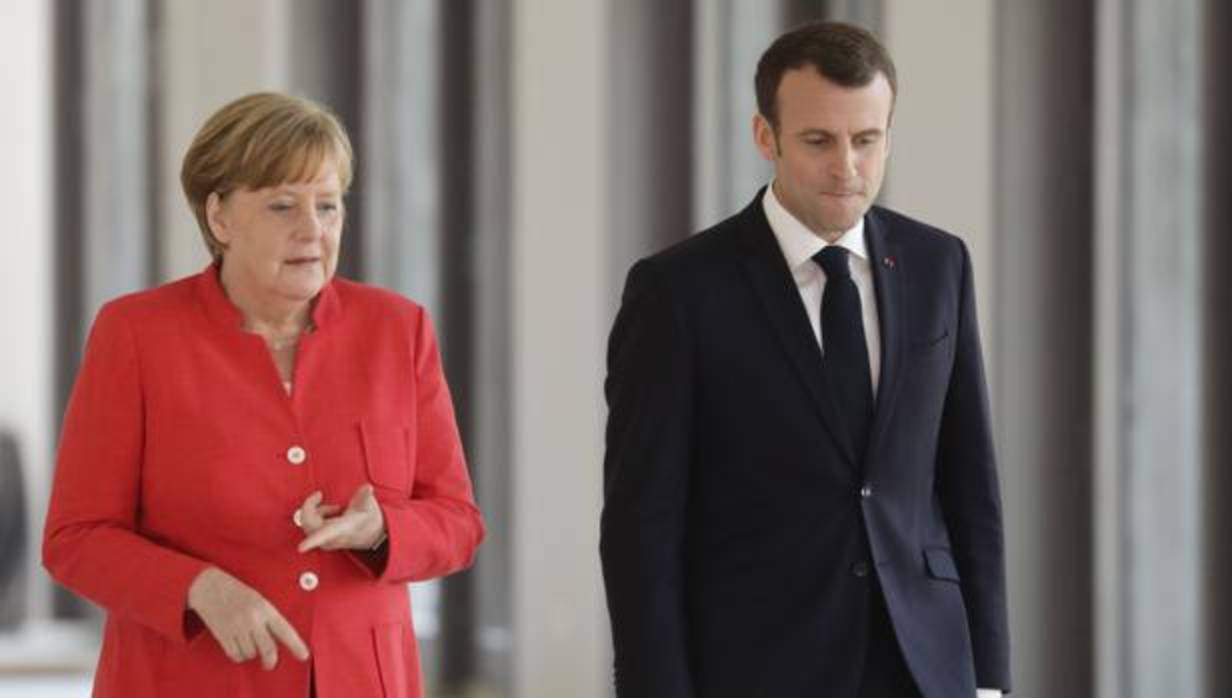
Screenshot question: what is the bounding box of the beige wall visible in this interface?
[882,0,996,359]
[511,1,610,696]
[0,0,53,622]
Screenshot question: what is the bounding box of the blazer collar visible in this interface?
[863,207,904,463]
[737,194,908,469]
[196,262,341,331]
[737,189,859,466]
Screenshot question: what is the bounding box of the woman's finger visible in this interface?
[299,492,326,530]
[298,517,352,552]
[252,625,280,671]
[235,632,258,662]
[348,483,377,511]
[268,612,310,662]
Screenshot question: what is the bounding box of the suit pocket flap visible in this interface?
[360,419,413,492]
[924,547,961,582]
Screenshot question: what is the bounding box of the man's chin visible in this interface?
[813,212,864,235]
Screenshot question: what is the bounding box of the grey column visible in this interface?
[52,0,154,619]
[1203,3,1232,697]
[511,1,610,695]
[609,0,694,295]
[994,3,1095,697]
[470,0,514,692]
[362,0,442,317]
[83,0,153,333]
[1094,0,1205,696]
[788,0,882,28]
[692,0,780,229]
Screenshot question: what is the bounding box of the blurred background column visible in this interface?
[52,0,156,621]
[992,3,1096,697]
[156,0,292,281]
[1204,5,1232,698]
[510,1,611,696]
[0,0,52,631]
[692,0,779,230]
[1094,0,1206,696]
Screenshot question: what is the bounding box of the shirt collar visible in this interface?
[761,181,868,273]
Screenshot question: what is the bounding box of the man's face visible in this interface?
[754,67,894,240]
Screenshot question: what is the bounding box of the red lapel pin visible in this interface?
[882,256,896,270]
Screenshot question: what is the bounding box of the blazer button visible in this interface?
[286,445,307,465]
[292,508,304,528]
[859,484,873,498]
[299,571,319,591]
[851,561,870,578]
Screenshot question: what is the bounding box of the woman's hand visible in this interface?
[186,567,309,670]
[297,485,387,553]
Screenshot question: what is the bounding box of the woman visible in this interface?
[43,92,485,697]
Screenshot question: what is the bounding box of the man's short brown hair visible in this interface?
[755,21,897,130]
[180,92,354,261]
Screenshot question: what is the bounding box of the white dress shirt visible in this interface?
[762,182,882,396]
[761,183,1003,698]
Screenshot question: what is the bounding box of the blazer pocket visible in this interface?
[360,418,413,493]
[907,328,952,359]
[924,547,961,583]
[373,622,418,698]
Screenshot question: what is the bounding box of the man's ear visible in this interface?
[205,192,231,246]
[752,113,779,163]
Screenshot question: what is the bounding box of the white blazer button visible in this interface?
[299,571,319,591]
[286,446,307,465]
[292,508,304,528]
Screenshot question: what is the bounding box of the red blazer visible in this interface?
[43,266,485,698]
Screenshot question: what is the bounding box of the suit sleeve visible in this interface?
[362,309,485,584]
[43,304,211,644]
[600,259,696,698]
[935,239,1012,691]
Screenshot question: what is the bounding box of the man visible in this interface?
[600,21,1010,698]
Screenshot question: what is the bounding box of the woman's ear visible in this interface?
[205,192,230,246]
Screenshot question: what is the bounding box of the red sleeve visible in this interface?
[354,308,485,583]
[42,303,210,643]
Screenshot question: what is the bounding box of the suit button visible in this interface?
[299,571,319,591]
[286,445,307,465]
[292,508,304,528]
[860,484,873,498]
[852,562,870,577]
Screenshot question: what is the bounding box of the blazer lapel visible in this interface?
[864,208,904,463]
[737,197,858,467]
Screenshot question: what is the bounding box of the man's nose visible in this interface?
[828,143,858,179]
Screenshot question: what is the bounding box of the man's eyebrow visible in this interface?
[794,127,885,138]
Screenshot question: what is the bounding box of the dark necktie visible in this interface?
[814,246,874,459]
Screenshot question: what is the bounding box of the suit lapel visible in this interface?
[864,208,904,463]
[737,197,858,467]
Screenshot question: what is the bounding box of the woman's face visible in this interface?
[207,161,344,307]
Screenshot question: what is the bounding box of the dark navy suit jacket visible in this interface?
[600,191,1010,697]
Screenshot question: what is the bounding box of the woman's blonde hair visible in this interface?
[180,92,354,260]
